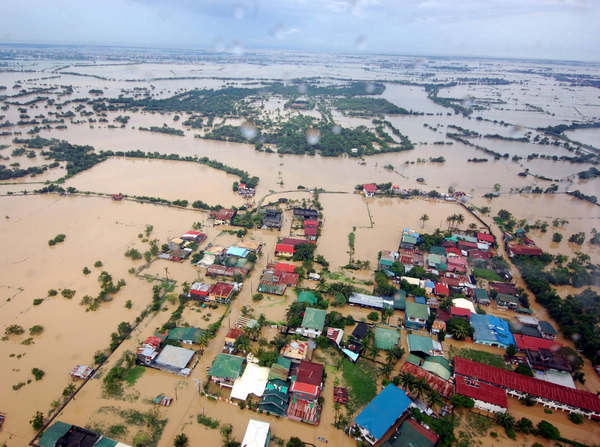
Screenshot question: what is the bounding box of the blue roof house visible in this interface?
[226,246,250,258]
[470,313,515,349]
[354,384,412,445]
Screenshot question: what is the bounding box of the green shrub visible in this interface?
[568,413,584,424]
[32,368,45,380]
[94,260,103,267]
[61,289,76,299]
[29,325,44,335]
[536,420,560,440]
[33,298,43,305]
[48,289,58,296]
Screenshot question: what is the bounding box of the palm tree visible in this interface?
[426,389,443,409]
[368,344,380,360]
[380,362,393,379]
[452,323,470,341]
[446,215,456,231]
[420,214,429,228]
[399,372,414,391]
[413,378,429,400]
[455,214,465,229]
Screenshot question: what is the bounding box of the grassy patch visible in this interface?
[124,366,145,386]
[472,268,502,281]
[449,346,510,370]
[342,358,377,412]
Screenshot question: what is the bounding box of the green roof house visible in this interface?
[166,327,205,345]
[474,288,490,305]
[296,307,326,338]
[421,356,451,381]
[405,302,429,329]
[496,293,519,310]
[297,291,318,306]
[374,327,400,350]
[394,289,407,310]
[209,353,245,387]
[407,334,437,357]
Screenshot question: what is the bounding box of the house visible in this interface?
[496,293,519,310]
[421,356,451,381]
[259,379,290,417]
[490,282,519,295]
[280,237,315,247]
[224,328,244,347]
[455,375,507,414]
[381,418,439,447]
[363,183,377,197]
[209,354,245,387]
[434,283,449,297]
[226,246,250,258]
[354,384,413,445]
[538,320,558,340]
[166,327,204,345]
[327,327,343,346]
[454,356,600,418]
[526,349,572,373]
[352,322,370,341]
[263,209,282,229]
[400,230,419,250]
[181,230,207,243]
[473,288,490,305]
[296,307,326,338]
[407,334,443,358]
[275,262,296,273]
[153,345,195,375]
[39,422,133,447]
[206,264,248,278]
[374,327,400,350]
[293,208,319,219]
[136,336,162,365]
[477,232,495,245]
[470,314,515,349]
[513,334,561,353]
[230,363,270,402]
[297,290,318,306]
[405,302,430,329]
[509,244,543,257]
[450,306,471,320]
[209,282,235,304]
[210,208,237,225]
[281,340,313,363]
[400,362,454,398]
[295,360,324,388]
[394,289,407,310]
[168,237,184,251]
[190,282,211,300]
[237,239,263,253]
[69,365,93,380]
[431,320,446,335]
[241,419,271,447]
[304,219,319,228]
[288,361,324,425]
[304,226,318,240]
[275,243,295,257]
[349,292,394,310]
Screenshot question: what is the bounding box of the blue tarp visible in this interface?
[415,296,427,305]
[342,348,359,362]
[470,313,515,348]
[355,384,412,441]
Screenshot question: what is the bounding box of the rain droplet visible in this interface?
[271,24,284,40]
[213,37,225,52]
[231,41,244,56]
[240,121,257,140]
[297,83,307,94]
[355,35,366,51]
[306,128,320,145]
[233,5,245,20]
[332,125,342,135]
[365,82,376,94]
[462,96,474,109]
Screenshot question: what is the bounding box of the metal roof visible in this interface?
[354,384,412,441]
[374,327,400,350]
[405,302,429,320]
[241,419,271,447]
[154,345,195,370]
[300,308,326,331]
[209,353,245,380]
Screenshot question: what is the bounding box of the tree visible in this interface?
[420,214,429,228]
[174,433,189,447]
[515,417,533,433]
[446,317,472,340]
[451,394,474,408]
[30,411,44,430]
[437,329,446,342]
[380,362,393,378]
[381,306,394,324]
[293,243,315,262]
[506,344,517,358]
[514,364,534,377]
[412,378,428,400]
[537,420,560,440]
[234,334,252,354]
[495,412,515,430]
[552,233,562,243]
[426,389,443,409]
[286,437,305,447]
[399,372,414,391]
[367,311,379,322]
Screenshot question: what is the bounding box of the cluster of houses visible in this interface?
[159,230,207,262]
[135,327,204,376]
[257,262,300,295]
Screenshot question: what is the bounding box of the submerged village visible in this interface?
[0,47,600,447]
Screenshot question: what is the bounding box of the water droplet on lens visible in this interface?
[240,121,257,140]
[365,82,375,94]
[233,5,245,20]
[332,125,342,135]
[306,128,320,145]
[271,24,284,40]
[297,83,307,94]
[213,37,225,52]
[231,41,244,56]
[355,35,366,50]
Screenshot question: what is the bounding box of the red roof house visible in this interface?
[450,306,471,319]
[435,283,450,297]
[454,357,600,414]
[514,334,562,352]
[304,226,318,237]
[509,245,544,256]
[455,375,508,409]
[280,237,315,246]
[297,361,324,386]
[210,208,236,223]
[363,183,377,196]
[209,282,235,302]
[275,262,297,273]
[477,232,495,244]
[275,243,295,256]
[304,219,319,228]
[400,362,453,398]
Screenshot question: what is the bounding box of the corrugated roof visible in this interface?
[209,354,244,380]
[301,308,326,331]
[297,360,324,386]
[514,334,561,352]
[455,375,507,408]
[408,334,434,356]
[405,302,429,320]
[455,357,600,413]
[421,359,451,381]
[374,327,400,350]
[354,384,412,441]
[154,345,195,370]
[39,421,71,447]
[241,419,271,447]
[297,291,318,305]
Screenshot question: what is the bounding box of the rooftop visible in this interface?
[405,302,429,320]
[209,353,244,380]
[455,375,508,408]
[297,360,324,386]
[241,419,271,447]
[354,384,412,442]
[454,357,600,413]
[301,307,327,331]
[374,327,400,350]
[154,345,195,370]
[297,291,318,306]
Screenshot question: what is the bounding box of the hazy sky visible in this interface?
[1,0,599,61]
